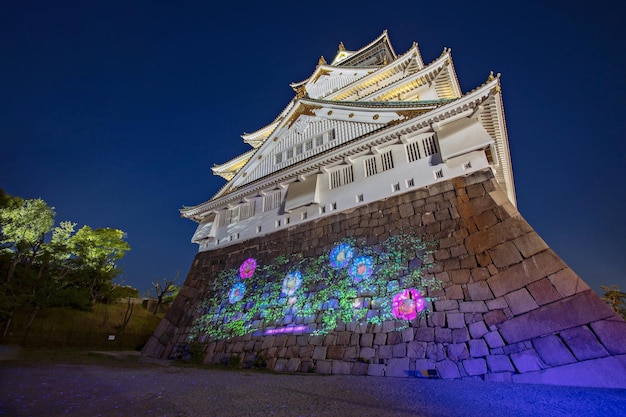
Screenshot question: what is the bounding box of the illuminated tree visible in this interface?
[0,190,131,337]
[601,285,626,320]
[151,273,180,315]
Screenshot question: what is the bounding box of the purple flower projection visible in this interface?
[228,282,246,304]
[329,243,354,269]
[239,258,257,279]
[392,288,425,320]
[348,256,374,282]
[281,271,302,296]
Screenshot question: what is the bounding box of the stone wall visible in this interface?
[142,169,626,388]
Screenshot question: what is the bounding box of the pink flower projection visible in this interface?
[239,258,257,279]
[392,288,425,320]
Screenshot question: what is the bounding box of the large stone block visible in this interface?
[488,241,523,268]
[504,288,539,316]
[367,363,386,376]
[459,301,488,313]
[469,339,489,357]
[510,350,544,373]
[462,358,487,376]
[436,359,461,379]
[560,326,609,361]
[531,335,576,366]
[512,355,626,389]
[488,250,565,297]
[407,341,427,358]
[467,281,494,301]
[527,278,561,306]
[447,343,469,361]
[486,355,515,372]
[512,232,549,258]
[498,291,615,344]
[332,360,352,375]
[386,357,411,377]
[590,319,626,354]
[447,312,466,329]
[469,321,488,339]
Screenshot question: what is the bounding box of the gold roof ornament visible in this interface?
[295,85,308,99]
[318,55,327,66]
[487,71,495,82]
[338,41,345,51]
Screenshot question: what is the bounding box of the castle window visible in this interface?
[315,135,324,147]
[275,153,283,164]
[305,139,313,151]
[392,183,400,192]
[356,194,364,203]
[286,148,294,159]
[263,191,282,212]
[406,178,415,188]
[238,201,256,221]
[256,226,262,233]
[406,141,421,162]
[381,151,394,171]
[434,169,444,179]
[227,206,240,224]
[364,156,378,177]
[329,165,354,189]
[422,135,439,157]
[301,211,308,220]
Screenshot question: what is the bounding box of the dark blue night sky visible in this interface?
[1,1,624,295]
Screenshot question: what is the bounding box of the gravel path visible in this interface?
[1,351,626,417]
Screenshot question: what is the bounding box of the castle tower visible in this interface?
[143,32,626,388]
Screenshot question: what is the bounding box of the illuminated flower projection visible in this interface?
[281,271,303,296]
[228,282,246,304]
[392,288,425,321]
[329,243,354,269]
[239,258,257,279]
[189,232,439,341]
[348,256,374,282]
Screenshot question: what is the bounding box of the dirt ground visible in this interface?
[1,348,626,417]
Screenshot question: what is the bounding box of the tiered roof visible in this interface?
[184,31,515,219]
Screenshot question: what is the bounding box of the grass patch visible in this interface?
[2,301,163,350]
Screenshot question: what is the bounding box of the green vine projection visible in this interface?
[189,231,441,341]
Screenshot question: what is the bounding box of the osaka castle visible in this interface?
[145,31,626,388]
[181,31,515,248]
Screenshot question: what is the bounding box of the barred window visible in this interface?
[329,165,354,189]
[381,151,394,171]
[263,192,282,212]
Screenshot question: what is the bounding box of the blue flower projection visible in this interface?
[228,282,246,304]
[329,243,354,268]
[281,271,302,296]
[348,256,374,282]
[190,233,438,341]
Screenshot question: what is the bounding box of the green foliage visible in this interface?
[190,231,440,341]
[601,285,626,320]
[110,285,140,300]
[0,190,131,333]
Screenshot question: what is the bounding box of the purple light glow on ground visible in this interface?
[264,325,307,335]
